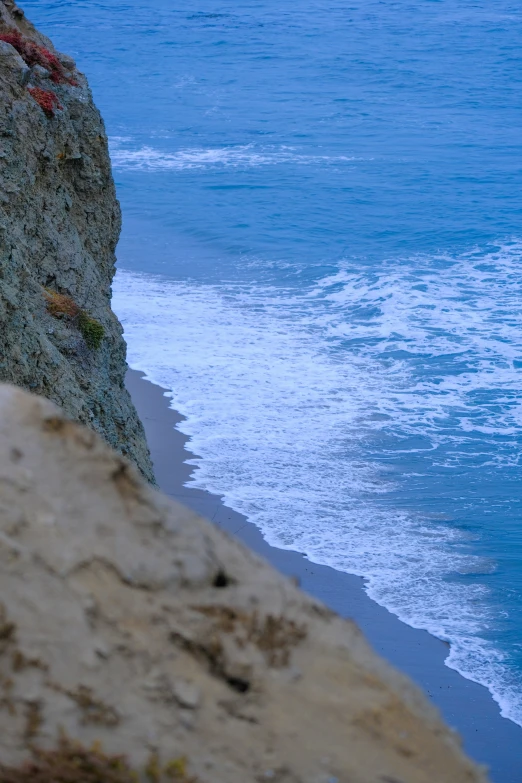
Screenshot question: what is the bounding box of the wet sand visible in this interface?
[127,368,522,783]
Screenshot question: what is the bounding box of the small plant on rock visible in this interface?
[77,311,105,350]
[28,87,63,117]
[43,288,105,351]
[0,29,77,84]
[43,289,79,319]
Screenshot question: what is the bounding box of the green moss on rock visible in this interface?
[78,311,105,350]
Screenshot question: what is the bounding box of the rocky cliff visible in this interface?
[0,383,488,783]
[0,0,153,481]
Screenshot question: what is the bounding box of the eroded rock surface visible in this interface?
[0,0,153,480]
[0,384,488,783]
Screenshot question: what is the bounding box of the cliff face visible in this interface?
[0,0,153,481]
[0,383,488,783]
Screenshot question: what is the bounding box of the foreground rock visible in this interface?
[0,1,153,480]
[0,384,487,783]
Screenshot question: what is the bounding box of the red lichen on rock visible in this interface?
[0,30,77,85]
[28,87,63,117]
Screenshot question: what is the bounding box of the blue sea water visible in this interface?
[27,0,522,728]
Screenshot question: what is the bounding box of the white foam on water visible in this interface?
[309,243,522,449]
[109,139,362,171]
[113,240,522,727]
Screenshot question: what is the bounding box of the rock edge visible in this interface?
[0,0,154,480]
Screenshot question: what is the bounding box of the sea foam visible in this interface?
[109,139,361,171]
[114,240,522,727]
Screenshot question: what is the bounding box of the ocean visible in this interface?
[27,0,522,727]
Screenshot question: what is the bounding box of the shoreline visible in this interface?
[127,367,522,783]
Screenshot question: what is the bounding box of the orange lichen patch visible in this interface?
[43,289,79,319]
[28,87,63,118]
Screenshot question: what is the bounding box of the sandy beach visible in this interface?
[127,368,522,783]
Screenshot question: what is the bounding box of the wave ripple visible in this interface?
[114,239,522,728]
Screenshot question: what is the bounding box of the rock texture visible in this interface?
[0,0,153,481]
[0,383,488,783]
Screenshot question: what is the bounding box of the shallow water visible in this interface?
[27,0,522,727]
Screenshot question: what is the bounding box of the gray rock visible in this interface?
[173,678,201,709]
[0,2,154,481]
[31,63,50,80]
[59,53,76,70]
[0,39,27,76]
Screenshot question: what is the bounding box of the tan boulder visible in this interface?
[0,384,487,783]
